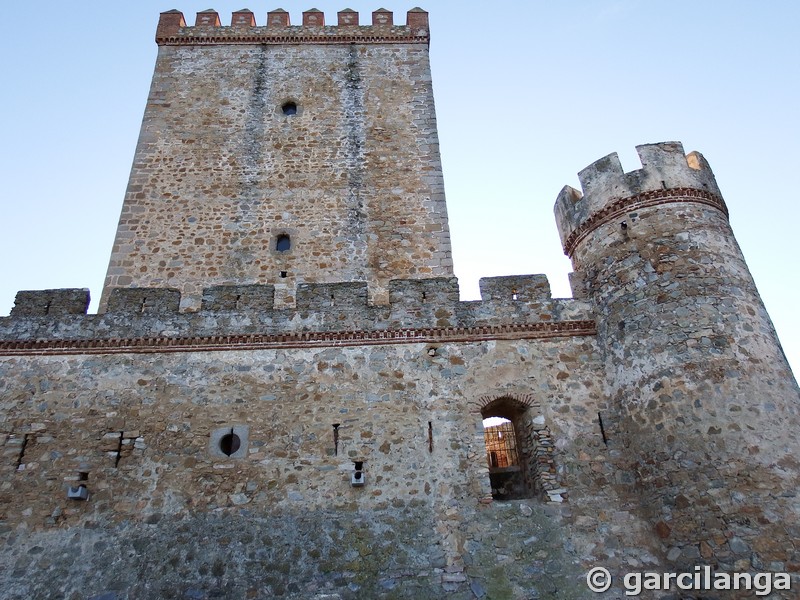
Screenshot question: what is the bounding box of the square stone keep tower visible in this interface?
[100,8,451,311]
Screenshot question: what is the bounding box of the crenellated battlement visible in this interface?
[155,7,430,46]
[554,142,726,257]
[0,277,594,353]
[9,289,90,317]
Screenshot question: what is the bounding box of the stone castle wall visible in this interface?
[0,274,636,599]
[2,5,800,599]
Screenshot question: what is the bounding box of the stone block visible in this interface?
[105,288,181,314]
[209,426,249,459]
[479,274,551,303]
[201,285,275,311]
[388,277,459,306]
[296,282,369,311]
[10,289,90,317]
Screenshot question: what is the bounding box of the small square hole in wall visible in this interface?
[351,460,365,487]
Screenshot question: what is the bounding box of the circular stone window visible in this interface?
[281,101,298,116]
[219,432,241,456]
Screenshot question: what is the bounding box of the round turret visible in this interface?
[555,141,800,571]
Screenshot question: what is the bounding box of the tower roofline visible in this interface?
[554,141,724,256]
[156,8,429,46]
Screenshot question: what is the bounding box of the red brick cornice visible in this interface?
[0,321,596,357]
[157,33,429,46]
[562,188,728,258]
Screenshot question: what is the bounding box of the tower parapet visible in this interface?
[156,7,429,46]
[0,277,595,351]
[9,289,90,317]
[554,142,723,258]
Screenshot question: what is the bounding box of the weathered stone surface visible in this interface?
[555,140,800,591]
[10,289,90,317]
[1,7,799,600]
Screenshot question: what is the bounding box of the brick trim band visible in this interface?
[157,34,429,46]
[562,188,728,258]
[0,321,596,357]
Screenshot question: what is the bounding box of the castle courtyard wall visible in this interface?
[0,308,633,599]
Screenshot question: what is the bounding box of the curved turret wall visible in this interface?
[556,141,800,572]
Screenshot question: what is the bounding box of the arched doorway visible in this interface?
[483,415,521,499]
[481,396,532,500]
[479,394,561,501]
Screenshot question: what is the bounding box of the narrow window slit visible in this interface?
[598,412,608,446]
[114,431,124,468]
[15,434,29,470]
[332,423,340,456]
[428,421,433,452]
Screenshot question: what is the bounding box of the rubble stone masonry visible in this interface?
[1,8,799,600]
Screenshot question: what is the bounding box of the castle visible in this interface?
[1,8,799,599]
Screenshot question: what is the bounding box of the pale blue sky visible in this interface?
[1,2,798,375]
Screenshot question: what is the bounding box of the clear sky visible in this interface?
[1,2,798,376]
